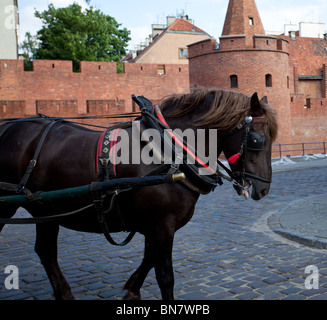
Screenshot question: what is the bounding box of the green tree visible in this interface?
[34,2,130,72]
[20,31,38,71]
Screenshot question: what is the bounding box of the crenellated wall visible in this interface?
[0,59,189,126]
[1,57,326,145]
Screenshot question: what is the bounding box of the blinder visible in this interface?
[247,131,266,151]
[224,115,272,186]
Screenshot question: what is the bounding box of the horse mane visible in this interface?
[160,88,278,141]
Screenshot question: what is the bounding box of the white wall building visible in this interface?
[267,22,326,39]
[299,22,325,39]
[0,0,19,59]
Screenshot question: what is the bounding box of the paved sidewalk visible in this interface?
[268,155,327,249]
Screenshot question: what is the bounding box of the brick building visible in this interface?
[131,16,211,65]
[188,0,327,145]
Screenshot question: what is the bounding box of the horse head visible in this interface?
[222,92,278,200]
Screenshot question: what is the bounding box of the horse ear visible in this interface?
[260,96,268,104]
[250,92,261,111]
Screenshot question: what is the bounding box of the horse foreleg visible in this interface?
[34,223,74,300]
[124,224,175,300]
[153,230,175,300]
[123,237,154,300]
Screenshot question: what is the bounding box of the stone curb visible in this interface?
[267,207,327,250]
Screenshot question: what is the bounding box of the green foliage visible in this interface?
[34,3,131,72]
[20,32,38,71]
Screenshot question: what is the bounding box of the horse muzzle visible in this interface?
[250,179,270,201]
[233,177,270,201]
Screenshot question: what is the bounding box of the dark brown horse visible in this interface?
[0,89,278,300]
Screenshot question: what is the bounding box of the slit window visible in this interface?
[230,75,238,88]
[157,65,165,75]
[266,74,272,87]
[249,17,254,25]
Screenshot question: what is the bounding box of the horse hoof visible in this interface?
[55,292,75,300]
[123,290,141,300]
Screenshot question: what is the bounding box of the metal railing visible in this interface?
[272,142,327,158]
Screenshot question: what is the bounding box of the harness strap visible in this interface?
[18,120,61,193]
[95,125,136,246]
[94,192,136,246]
[0,203,94,224]
[96,128,121,180]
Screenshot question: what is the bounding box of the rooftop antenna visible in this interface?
[185,2,192,15]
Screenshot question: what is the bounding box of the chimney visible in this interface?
[289,31,296,40]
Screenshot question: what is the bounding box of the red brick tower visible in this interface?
[222,0,265,47]
[188,0,292,143]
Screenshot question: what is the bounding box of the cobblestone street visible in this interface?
[1,167,327,300]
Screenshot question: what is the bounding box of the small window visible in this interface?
[230,75,238,88]
[249,17,254,25]
[157,65,165,75]
[266,74,272,87]
[179,48,188,59]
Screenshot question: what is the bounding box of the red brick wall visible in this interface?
[0,59,189,126]
[188,38,217,58]
[219,36,246,50]
[290,95,327,143]
[323,64,327,99]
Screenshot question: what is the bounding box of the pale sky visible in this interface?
[17,0,327,50]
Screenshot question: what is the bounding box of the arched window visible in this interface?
[230,75,238,88]
[265,74,272,87]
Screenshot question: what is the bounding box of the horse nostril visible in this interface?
[260,189,269,198]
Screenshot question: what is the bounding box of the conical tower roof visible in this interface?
[222,0,265,38]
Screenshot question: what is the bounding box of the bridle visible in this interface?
[217,115,272,189]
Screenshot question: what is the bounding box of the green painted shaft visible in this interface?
[0,174,183,208]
